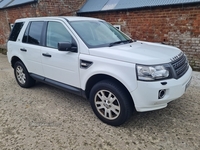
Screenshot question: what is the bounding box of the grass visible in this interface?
[0,48,7,55]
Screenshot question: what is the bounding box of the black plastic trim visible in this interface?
[20,48,27,52]
[42,53,51,57]
[45,78,81,95]
[80,60,93,69]
[30,74,45,81]
[30,73,84,97]
[41,21,48,46]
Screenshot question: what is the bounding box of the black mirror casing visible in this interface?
[58,42,77,52]
[58,42,72,51]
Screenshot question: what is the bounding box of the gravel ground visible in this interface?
[0,53,200,150]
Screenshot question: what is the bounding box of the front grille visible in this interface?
[171,52,189,79]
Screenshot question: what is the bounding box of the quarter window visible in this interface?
[46,21,72,49]
[9,22,24,41]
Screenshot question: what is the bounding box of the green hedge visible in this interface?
[0,48,7,55]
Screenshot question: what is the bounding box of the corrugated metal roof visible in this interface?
[0,0,37,9]
[78,0,200,13]
[6,0,36,7]
[102,0,120,10]
[115,0,200,10]
[79,0,109,12]
[0,0,12,8]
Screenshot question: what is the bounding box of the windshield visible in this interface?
[69,20,132,48]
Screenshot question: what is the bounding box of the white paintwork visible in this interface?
[41,47,80,87]
[89,41,181,64]
[131,67,192,112]
[7,16,193,112]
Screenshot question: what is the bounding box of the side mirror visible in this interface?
[58,42,77,52]
[58,42,72,51]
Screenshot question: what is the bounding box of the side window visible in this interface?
[46,21,72,49]
[9,22,24,41]
[22,21,44,45]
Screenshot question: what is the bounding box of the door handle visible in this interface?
[42,53,52,57]
[20,48,27,52]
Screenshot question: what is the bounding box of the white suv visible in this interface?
[7,16,192,126]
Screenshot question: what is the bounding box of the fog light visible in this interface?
[158,89,166,99]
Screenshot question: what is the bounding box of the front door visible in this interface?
[41,21,80,88]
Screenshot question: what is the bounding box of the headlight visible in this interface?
[136,64,169,81]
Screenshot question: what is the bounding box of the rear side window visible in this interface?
[22,21,44,45]
[9,22,24,41]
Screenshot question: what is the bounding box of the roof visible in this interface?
[15,16,102,22]
[0,0,37,9]
[78,0,200,13]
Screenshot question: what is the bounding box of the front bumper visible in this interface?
[131,66,192,112]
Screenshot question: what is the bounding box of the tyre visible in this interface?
[89,80,133,126]
[14,61,35,88]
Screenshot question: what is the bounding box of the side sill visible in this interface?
[30,74,45,82]
[30,73,86,97]
[45,78,81,96]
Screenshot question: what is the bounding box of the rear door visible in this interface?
[20,21,45,76]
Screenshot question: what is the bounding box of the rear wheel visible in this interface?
[14,61,35,88]
[89,80,133,126]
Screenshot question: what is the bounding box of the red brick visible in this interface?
[80,5,200,70]
[0,1,199,70]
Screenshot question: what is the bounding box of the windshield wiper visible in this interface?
[109,39,133,47]
[124,39,133,44]
[109,41,123,47]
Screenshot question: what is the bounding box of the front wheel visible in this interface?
[14,61,35,88]
[89,80,133,126]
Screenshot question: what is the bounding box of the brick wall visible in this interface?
[0,0,86,48]
[0,4,36,48]
[79,4,200,71]
[35,0,86,16]
[1,1,200,70]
